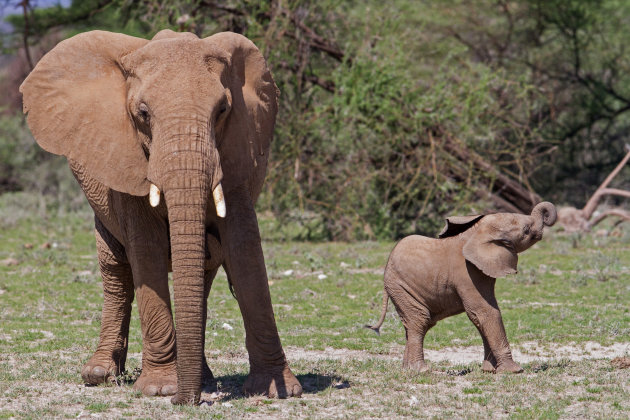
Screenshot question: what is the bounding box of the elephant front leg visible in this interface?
[82,219,133,385]
[124,214,178,396]
[460,276,523,374]
[480,335,498,373]
[219,186,302,398]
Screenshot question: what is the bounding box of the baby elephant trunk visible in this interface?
[531,201,557,234]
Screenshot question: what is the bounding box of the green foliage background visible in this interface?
[2,0,630,239]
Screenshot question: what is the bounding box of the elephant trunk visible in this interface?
[166,187,206,405]
[153,125,222,405]
[531,201,557,233]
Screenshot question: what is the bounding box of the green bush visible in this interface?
[0,114,85,217]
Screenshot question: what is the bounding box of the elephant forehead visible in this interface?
[129,38,230,69]
[487,213,528,232]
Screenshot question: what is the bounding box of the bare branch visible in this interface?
[582,145,630,219]
[20,0,34,70]
[588,209,630,229]
[279,7,346,63]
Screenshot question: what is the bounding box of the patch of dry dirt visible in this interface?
[271,341,630,365]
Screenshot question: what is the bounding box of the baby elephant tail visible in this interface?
[364,289,389,335]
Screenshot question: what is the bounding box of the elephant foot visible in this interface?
[495,360,523,374]
[243,365,303,398]
[133,364,177,396]
[481,359,497,373]
[403,359,430,373]
[82,352,123,385]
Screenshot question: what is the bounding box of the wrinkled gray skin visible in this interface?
[368,202,557,373]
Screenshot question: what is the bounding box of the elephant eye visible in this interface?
[216,97,231,121]
[138,103,151,123]
[523,225,530,235]
[216,101,230,121]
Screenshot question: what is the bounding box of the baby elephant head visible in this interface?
[440,202,557,278]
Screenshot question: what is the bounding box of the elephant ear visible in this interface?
[20,31,150,196]
[438,215,485,238]
[462,224,518,278]
[203,32,279,193]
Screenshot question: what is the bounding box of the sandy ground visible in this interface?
[202,341,630,365]
[2,341,628,418]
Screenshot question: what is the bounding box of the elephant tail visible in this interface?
[364,289,389,335]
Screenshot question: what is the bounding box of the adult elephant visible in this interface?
[20,29,302,405]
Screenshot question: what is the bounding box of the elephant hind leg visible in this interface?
[402,320,434,372]
[388,288,433,372]
[385,278,434,372]
[82,218,134,385]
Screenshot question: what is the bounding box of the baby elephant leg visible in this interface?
[82,218,134,385]
[390,291,433,372]
[402,326,431,372]
[461,277,523,374]
[465,307,522,373]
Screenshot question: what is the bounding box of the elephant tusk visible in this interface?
[213,183,226,218]
[149,184,160,207]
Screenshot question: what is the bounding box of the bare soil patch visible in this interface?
[270,341,630,365]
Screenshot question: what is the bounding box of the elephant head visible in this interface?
[439,202,557,278]
[20,30,278,404]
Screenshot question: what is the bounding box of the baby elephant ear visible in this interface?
[462,232,518,278]
[20,31,150,196]
[438,215,484,238]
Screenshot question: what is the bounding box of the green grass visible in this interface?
[0,199,629,418]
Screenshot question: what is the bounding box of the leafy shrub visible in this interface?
[0,114,85,216]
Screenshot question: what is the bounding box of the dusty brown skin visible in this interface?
[368,202,557,373]
[20,30,302,405]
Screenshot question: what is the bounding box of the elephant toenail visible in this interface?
[293,385,303,397]
[144,385,159,396]
[92,366,106,379]
[161,384,177,396]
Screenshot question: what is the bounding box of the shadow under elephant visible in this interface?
[198,372,351,402]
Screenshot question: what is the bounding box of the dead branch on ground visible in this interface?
[557,144,630,232]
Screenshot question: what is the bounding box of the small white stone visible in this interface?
[221,323,233,331]
[317,274,327,280]
[283,269,294,276]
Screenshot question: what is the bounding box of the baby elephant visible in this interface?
[367,202,557,373]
